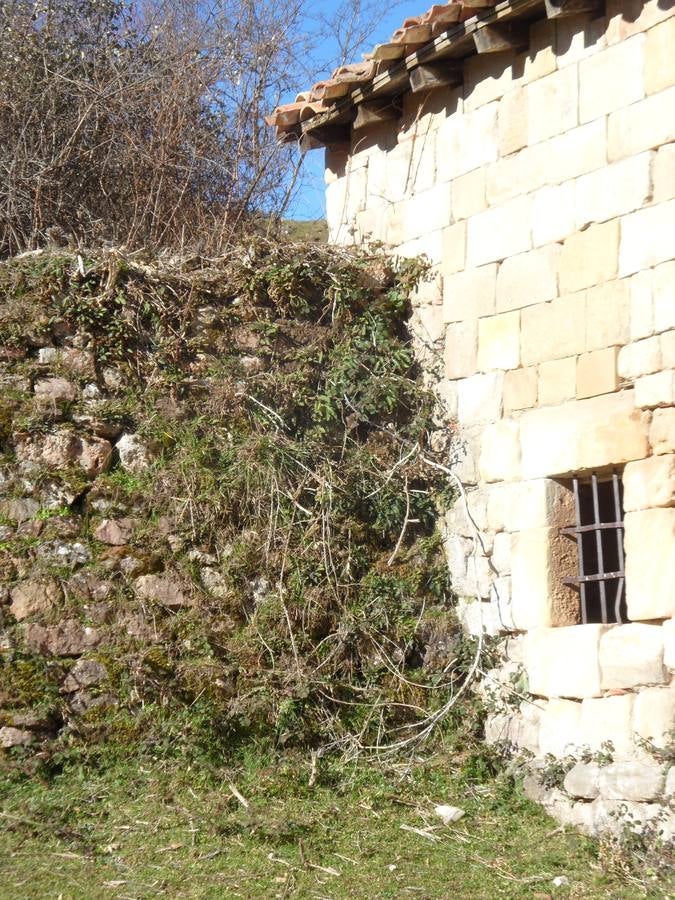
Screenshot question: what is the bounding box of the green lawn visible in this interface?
[0,751,658,899]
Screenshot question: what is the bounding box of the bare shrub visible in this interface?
[0,0,304,255]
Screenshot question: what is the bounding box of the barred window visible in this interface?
[561,473,626,625]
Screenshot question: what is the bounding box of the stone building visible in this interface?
[267,0,675,834]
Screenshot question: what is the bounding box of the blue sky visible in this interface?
[286,1,425,220]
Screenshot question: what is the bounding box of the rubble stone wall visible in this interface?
[325,0,675,836]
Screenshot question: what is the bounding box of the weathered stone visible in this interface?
[608,85,675,161]
[633,686,675,750]
[487,477,574,533]
[511,529,579,630]
[0,726,33,748]
[78,436,113,477]
[504,367,537,412]
[634,369,675,409]
[559,220,620,294]
[598,762,665,802]
[664,619,675,671]
[456,372,503,425]
[532,181,576,247]
[623,454,675,512]
[61,659,108,693]
[520,392,650,479]
[444,319,477,379]
[496,246,561,313]
[34,377,77,402]
[618,336,662,380]
[650,407,675,455]
[134,574,191,609]
[599,624,666,690]
[200,567,228,599]
[457,598,504,636]
[625,508,675,621]
[9,579,60,621]
[451,168,486,221]
[564,762,601,800]
[591,798,663,837]
[521,292,586,365]
[576,347,618,400]
[644,13,675,94]
[479,419,520,483]
[578,34,645,123]
[527,626,606,699]
[490,531,511,575]
[36,540,89,568]
[0,498,39,524]
[466,195,532,268]
[580,694,635,758]
[477,311,520,371]
[24,620,100,656]
[116,433,155,473]
[94,518,134,546]
[538,697,583,755]
[443,264,497,323]
[619,199,675,277]
[575,152,652,229]
[538,356,577,405]
[16,431,80,469]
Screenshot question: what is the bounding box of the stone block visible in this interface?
[618,336,661,380]
[620,199,675,277]
[580,693,635,758]
[608,85,675,161]
[479,419,521,483]
[456,371,504,425]
[504,367,537,412]
[477,311,520,371]
[575,153,652,230]
[664,619,675,670]
[556,12,607,68]
[487,477,575,533]
[441,221,466,277]
[532,181,576,247]
[576,347,618,400]
[653,260,675,333]
[521,294,586,366]
[654,143,675,203]
[650,407,675,455]
[538,698,583,756]
[457,598,504,636]
[634,369,675,409]
[599,624,666,690]
[526,626,605,699]
[579,34,645,123]
[466,195,532,268]
[538,356,577,406]
[528,65,578,144]
[623,454,675,512]
[444,320,478,379]
[521,18,557,84]
[436,101,498,181]
[585,279,631,351]
[464,51,516,112]
[629,271,654,341]
[434,379,458,420]
[625,508,675,620]
[498,86,528,156]
[450,424,482,485]
[632,686,675,750]
[491,532,512,575]
[662,331,675,369]
[451,168,486,221]
[564,762,601,800]
[559,220,620,294]
[496,245,561,313]
[645,14,675,95]
[443,265,497,323]
[413,301,445,346]
[520,391,650,479]
[444,488,489,537]
[511,531,580,630]
[403,184,453,242]
[598,762,666,802]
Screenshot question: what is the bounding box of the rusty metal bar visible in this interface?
[560,521,624,535]
[572,477,588,624]
[612,472,625,624]
[591,473,608,624]
[564,571,624,584]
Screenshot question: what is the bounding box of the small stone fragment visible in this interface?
[9,578,60,620]
[34,377,77,402]
[61,659,108,693]
[78,436,113,477]
[0,726,33,748]
[134,574,190,609]
[24,620,100,656]
[94,518,134,546]
[434,805,465,825]
[116,433,154,473]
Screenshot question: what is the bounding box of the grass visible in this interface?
[0,751,652,899]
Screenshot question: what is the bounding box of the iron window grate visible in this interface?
[560,472,626,625]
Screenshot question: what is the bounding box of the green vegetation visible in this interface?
[0,752,644,899]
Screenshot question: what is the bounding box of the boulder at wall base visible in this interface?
[9,578,61,621]
[24,620,101,656]
[33,377,77,402]
[14,431,112,477]
[133,574,191,609]
[61,659,108,693]
[94,517,134,546]
[116,433,155,473]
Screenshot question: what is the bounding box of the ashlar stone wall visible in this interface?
[325,0,675,836]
